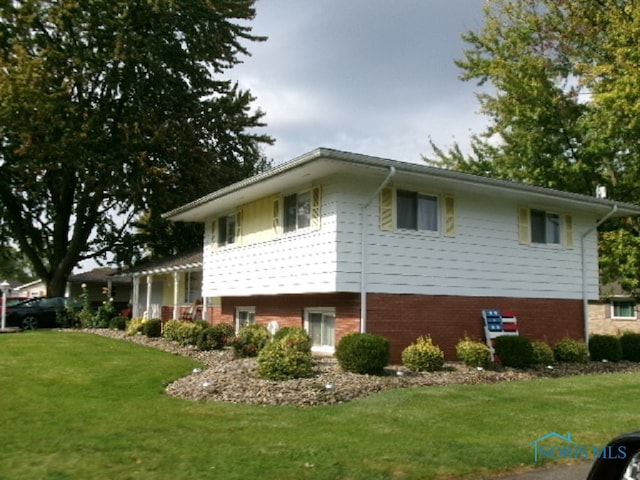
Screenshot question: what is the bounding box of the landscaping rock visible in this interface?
[86,329,640,408]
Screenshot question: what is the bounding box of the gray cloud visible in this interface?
[230,0,488,164]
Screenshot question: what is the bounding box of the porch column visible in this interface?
[202,296,208,322]
[173,272,179,320]
[132,275,140,318]
[146,275,152,318]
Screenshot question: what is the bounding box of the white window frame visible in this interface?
[304,307,336,353]
[611,299,637,320]
[217,213,238,247]
[396,189,439,232]
[235,307,255,332]
[283,190,312,233]
[530,209,560,244]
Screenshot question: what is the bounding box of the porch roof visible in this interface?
[115,250,203,277]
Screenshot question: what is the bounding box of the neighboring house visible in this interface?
[115,250,205,320]
[164,148,640,360]
[68,268,132,312]
[14,279,46,298]
[589,283,640,336]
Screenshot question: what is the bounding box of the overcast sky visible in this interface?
[229,0,489,165]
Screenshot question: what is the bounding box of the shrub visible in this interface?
[142,319,162,338]
[494,335,534,369]
[554,337,589,363]
[455,336,492,368]
[335,333,390,375]
[588,334,622,362]
[531,341,555,365]
[108,315,128,331]
[93,300,115,329]
[162,320,183,341]
[196,323,235,351]
[162,320,208,345]
[401,336,444,372]
[232,324,272,358]
[257,329,313,381]
[126,317,146,336]
[620,332,640,362]
[273,326,301,342]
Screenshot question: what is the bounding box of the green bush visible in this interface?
[589,334,622,362]
[531,341,555,365]
[273,326,301,342]
[196,323,235,351]
[163,320,209,345]
[455,336,492,368]
[257,329,313,381]
[494,335,534,369]
[93,300,115,329]
[126,317,146,336]
[554,337,589,363]
[108,315,128,331]
[401,336,444,372]
[620,332,640,362]
[335,333,390,375]
[231,324,272,358]
[142,319,162,338]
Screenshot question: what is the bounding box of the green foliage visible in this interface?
[589,334,622,362]
[196,323,235,351]
[163,320,209,346]
[108,315,128,331]
[531,341,555,365]
[0,0,273,295]
[620,332,640,362]
[425,0,640,291]
[554,337,589,363]
[142,319,162,338]
[335,333,390,375]
[231,324,272,358]
[494,335,534,369]
[92,299,116,329]
[455,336,492,368]
[256,328,313,381]
[126,318,146,336]
[401,336,444,372]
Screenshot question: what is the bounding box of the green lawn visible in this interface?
[1,331,638,480]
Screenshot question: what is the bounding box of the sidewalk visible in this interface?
[477,461,592,479]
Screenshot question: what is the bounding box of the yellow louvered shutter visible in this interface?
[518,207,530,244]
[564,214,574,249]
[210,219,217,251]
[379,187,394,231]
[311,186,322,230]
[444,195,456,237]
[235,210,243,244]
[272,197,281,234]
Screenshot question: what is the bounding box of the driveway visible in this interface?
[477,461,592,479]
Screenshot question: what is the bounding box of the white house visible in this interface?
[165,148,640,360]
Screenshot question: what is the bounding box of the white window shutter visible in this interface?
[444,195,456,237]
[210,219,217,251]
[235,210,243,244]
[518,207,530,244]
[272,198,281,235]
[379,187,394,231]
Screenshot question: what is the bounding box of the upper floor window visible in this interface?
[217,214,237,246]
[284,191,311,233]
[397,190,438,231]
[518,207,572,248]
[531,209,560,244]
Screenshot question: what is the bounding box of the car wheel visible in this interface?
[21,316,38,330]
[622,450,640,480]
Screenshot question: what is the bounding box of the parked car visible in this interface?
[4,297,82,330]
[0,296,29,307]
[587,431,640,480]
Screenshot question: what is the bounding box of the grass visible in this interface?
[1,331,639,480]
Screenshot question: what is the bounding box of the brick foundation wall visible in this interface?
[367,294,584,363]
[214,293,360,345]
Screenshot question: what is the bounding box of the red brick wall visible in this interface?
[367,294,584,363]
[215,293,360,344]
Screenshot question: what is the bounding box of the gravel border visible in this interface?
[84,329,640,408]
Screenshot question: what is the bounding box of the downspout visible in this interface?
[581,205,618,344]
[360,166,396,332]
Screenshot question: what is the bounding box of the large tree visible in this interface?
[426,0,640,294]
[0,0,272,296]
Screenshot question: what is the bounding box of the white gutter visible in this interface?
[581,205,618,344]
[360,166,396,332]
